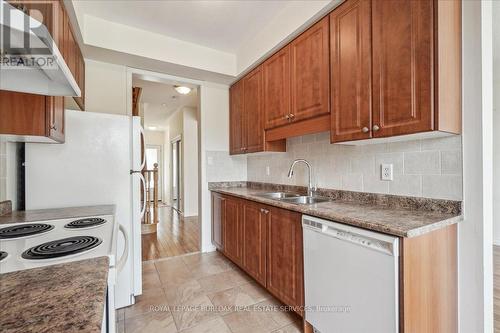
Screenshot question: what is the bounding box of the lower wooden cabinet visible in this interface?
[223,196,243,265]
[241,200,268,286]
[266,206,304,312]
[211,193,304,316]
[211,193,225,251]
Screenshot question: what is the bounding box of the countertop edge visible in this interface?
[210,188,462,238]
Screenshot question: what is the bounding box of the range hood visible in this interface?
[0,0,80,96]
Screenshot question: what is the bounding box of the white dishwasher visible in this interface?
[302,215,399,333]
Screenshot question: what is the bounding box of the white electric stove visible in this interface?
[0,215,124,333]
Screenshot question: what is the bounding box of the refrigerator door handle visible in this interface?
[139,125,146,170]
[139,173,147,219]
[117,224,129,273]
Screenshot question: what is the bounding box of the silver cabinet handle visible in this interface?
[285,114,290,120]
[361,127,369,133]
[260,208,269,214]
[289,114,295,119]
[373,125,380,132]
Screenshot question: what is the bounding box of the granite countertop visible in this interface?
[209,182,462,238]
[0,205,116,224]
[0,257,109,333]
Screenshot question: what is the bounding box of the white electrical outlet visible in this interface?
[381,163,393,181]
[266,166,271,176]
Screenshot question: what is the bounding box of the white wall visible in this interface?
[85,60,128,115]
[492,2,500,244]
[183,107,199,217]
[0,142,19,210]
[248,133,462,200]
[459,1,493,331]
[199,83,247,252]
[144,130,166,201]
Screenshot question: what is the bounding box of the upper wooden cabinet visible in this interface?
[0,0,85,143]
[0,92,65,143]
[244,67,265,153]
[263,46,291,129]
[371,0,433,138]
[330,0,372,142]
[229,80,245,154]
[331,0,461,143]
[290,16,330,123]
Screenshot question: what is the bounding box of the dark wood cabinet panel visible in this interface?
[241,201,268,286]
[223,196,242,265]
[290,16,330,123]
[263,46,291,129]
[330,0,372,142]
[0,91,47,137]
[243,66,264,153]
[47,96,65,142]
[229,80,245,155]
[267,206,304,313]
[372,0,434,137]
[211,193,225,251]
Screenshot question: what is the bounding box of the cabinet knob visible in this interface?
[372,125,380,132]
[289,114,295,119]
[361,127,369,133]
[50,125,57,131]
[285,115,290,120]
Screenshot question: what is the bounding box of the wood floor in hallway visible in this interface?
[117,252,302,333]
[141,206,200,261]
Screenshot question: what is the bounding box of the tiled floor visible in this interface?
[118,251,303,333]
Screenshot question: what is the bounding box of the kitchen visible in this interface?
[0,0,495,333]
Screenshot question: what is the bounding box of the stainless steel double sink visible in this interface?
[254,192,331,205]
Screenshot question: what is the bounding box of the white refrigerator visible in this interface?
[25,110,146,309]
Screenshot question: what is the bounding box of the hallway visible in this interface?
[118,252,302,333]
[142,206,200,261]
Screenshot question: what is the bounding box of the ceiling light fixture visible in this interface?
[174,85,191,95]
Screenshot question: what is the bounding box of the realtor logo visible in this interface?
[1,1,57,69]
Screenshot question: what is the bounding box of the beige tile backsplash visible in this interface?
[247,132,463,200]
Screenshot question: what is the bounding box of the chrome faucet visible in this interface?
[287,159,315,197]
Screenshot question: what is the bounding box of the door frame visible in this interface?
[170,135,183,213]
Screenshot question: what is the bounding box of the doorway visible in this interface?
[171,137,182,213]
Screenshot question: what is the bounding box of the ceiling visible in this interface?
[73,1,296,53]
[133,78,198,130]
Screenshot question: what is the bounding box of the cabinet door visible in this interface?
[264,46,291,129]
[267,207,304,312]
[63,13,77,82]
[74,47,85,110]
[290,16,330,123]
[241,201,268,286]
[224,197,242,265]
[229,80,245,155]
[46,96,65,143]
[243,66,264,153]
[211,193,225,251]
[330,0,372,142]
[372,0,434,137]
[0,91,46,136]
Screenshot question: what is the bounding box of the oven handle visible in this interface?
[116,224,129,272]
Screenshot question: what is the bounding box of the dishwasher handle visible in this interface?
[303,216,398,257]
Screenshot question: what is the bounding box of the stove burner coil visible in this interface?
[0,224,54,239]
[65,218,106,229]
[21,236,102,260]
